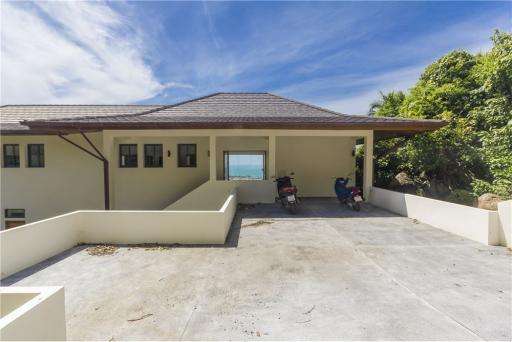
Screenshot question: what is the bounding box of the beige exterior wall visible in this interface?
[276,136,357,197]
[2,129,368,227]
[216,136,269,179]
[0,134,104,228]
[111,136,209,210]
[0,286,66,341]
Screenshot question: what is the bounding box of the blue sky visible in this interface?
[1,1,510,114]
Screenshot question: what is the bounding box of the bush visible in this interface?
[445,189,475,206]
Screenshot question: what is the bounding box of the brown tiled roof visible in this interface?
[0,105,163,133]
[2,93,445,134]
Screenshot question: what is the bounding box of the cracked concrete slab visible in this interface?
[3,199,511,340]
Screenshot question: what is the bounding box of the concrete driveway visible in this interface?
[4,199,511,340]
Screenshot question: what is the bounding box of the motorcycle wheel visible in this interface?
[353,202,361,211]
[288,202,298,214]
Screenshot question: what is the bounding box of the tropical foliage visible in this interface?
[364,31,512,204]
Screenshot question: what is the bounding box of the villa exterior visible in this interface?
[0,92,444,229]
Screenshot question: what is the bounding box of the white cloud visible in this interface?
[279,9,509,115]
[319,65,426,115]
[1,2,170,104]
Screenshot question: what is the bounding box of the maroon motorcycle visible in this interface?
[334,176,364,211]
[274,173,299,214]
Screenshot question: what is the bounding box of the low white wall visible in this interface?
[80,193,236,245]
[0,286,66,341]
[497,200,512,247]
[165,181,236,210]
[221,180,275,203]
[221,189,238,237]
[166,180,275,209]
[0,213,79,278]
[1,189,237,279]
[370,187,502,246]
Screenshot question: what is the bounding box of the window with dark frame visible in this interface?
[144,144,163,168]
[5,209,25,219]
[178,144,197,167]
[4,209,26,229]
[3,144,20,168]
[119,144,138,168]
[27,144,45,167]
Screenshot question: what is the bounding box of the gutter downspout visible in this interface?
[58,132,110,210]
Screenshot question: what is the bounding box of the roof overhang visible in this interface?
[15,119,445,136]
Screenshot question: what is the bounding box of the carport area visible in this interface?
[3,199,511,341]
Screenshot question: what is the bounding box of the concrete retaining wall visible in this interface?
[0,213,79,278]
[1,189,237,279]
[165,181,236,210]
[0,286,66,341]
[497,200,512,247]
[369,187,511,246]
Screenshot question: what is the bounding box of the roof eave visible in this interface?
[19,119,446,133]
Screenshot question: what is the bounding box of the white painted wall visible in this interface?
[370,187,503,246]
[0,212,79,277]
[166,181,235,210]
[497,200,512,247]
[0,134,104,227]
[78,206,234,245]
[226,180,276,203]
[1,189,237,278]
[0,286,66,341]
[276,136,356,197]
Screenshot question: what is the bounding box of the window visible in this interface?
[144,144,163,168]
[178,144,197,167]
[119,144,138,168]
[4,209,25,229]
[27,144,45,167]
[223,152,265,180]
[5,209,25,218]
[3,144,20,168]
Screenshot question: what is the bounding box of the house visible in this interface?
[3,93,511,342]
[0,92,443,229]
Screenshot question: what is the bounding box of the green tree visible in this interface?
[369,91,406,117]
[367,31,512,202]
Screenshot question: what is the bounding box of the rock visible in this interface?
[477,193,502,210]
[389,172,418,194]
[394,172,414,186]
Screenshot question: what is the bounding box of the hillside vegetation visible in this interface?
[364,31,512,205]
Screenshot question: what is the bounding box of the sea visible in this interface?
[228,164,264,180]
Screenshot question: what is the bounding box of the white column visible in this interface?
[363,131,374,198]
[209,135,216,181]
[268,135,276,180]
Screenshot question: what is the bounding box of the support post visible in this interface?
[209,135,216,181]
[268,135,276,179]
[102,160,110,210]
[363,131,374,198]
[58,133,110,210]
[102,132,115,210]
